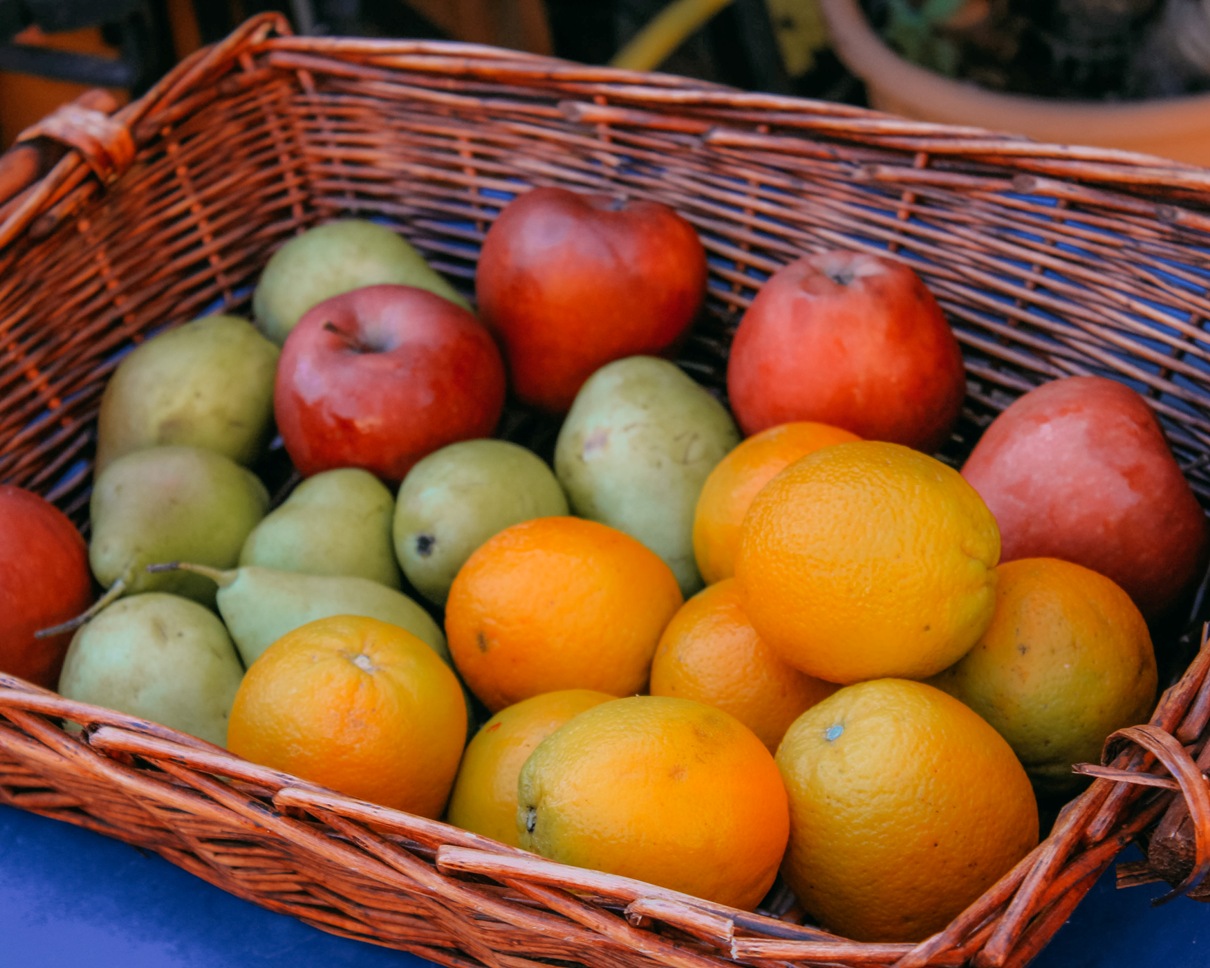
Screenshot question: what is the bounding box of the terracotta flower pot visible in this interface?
[816,0,1210,167]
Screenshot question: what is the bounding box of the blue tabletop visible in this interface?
[2,801,1207,968]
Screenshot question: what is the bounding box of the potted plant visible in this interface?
[815,0,1210,165]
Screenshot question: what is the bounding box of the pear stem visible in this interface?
[34,576,127,639]
[144,561,233,586]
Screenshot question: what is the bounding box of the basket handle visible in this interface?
[1076,720,1210,901]
[0,88,129,211]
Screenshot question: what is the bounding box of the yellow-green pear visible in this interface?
[240,467,402,589]
[95,314,279,472]
[156,562,449,669]
[89,445,270,607]
[393,439,569,606]
[57,593,244,747]
[252,219,471,344]
[554,356,740,596]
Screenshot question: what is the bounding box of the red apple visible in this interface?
[475,186,708,413]
[0,485,94,688]
[961,375,1209,622]
[275,284,507,484]
[726,249,967,454]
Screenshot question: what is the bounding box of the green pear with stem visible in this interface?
[88,445,270,610]
[95,314,280,473]
[148,562,449,669]
[252,219,472,345]
[240,467,402,589]
[57,592,245,748]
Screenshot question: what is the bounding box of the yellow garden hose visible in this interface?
[609,0,737,72]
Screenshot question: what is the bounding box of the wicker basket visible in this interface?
[2,12,1209,968]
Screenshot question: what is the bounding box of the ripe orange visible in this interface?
[735,440,1000,683]
[445,688,615,846]
[649,578,839,751]
[776,678,1039,942]
[692,421,860,585]
[518,695,789,911]
[445,516,683,712]
[930,557,1158,798]
[226,615,467,818]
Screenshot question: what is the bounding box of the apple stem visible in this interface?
[321,320,374,354]
[145,561,233,587]
[34,576,127,639]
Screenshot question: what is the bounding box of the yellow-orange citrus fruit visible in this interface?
[649,578,839,751]
[693,421,860,584]
[445,516,683,712]
[226,615,467,818]
[445,688,615,845]
[930,557,1158,798]
[735,440,1000,683]
[776,678,1039,942]
[518,695,789,911]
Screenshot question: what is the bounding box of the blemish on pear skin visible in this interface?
[582,429,609,459]
[415,533,436,557]
[524,805,537,834]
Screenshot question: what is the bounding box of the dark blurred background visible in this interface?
[0,0,860,148]
[3,1,1207,159]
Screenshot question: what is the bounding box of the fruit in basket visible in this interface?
[94,314,280,473]
[0,486,94,689]
[445,688,614,846]
[649,578,839,752]
[725,249,967,454]
[517,694,789,911]
[735,440,1000,683]
[444,516,683,712]
[553,355,740,596]
[89,445,270,608]
[475,186,708,413]
[57,593,244,747]
[252,218,471,345]
[149,562,448,668]
[960,375,1209,622]
[226,614,467,818]
[930,557,1158,798]
[240,468,402,589]
[393,439,569,606]
[274,283,507,484]
[776,678,1039,942]
[692,420,861,585]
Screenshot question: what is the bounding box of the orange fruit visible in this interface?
[445,516,683,712]
[226,615,467,818]
[445,688,615,845]
[930,557,1158,798]
[692,421,860,584]
[649,578,839,751]
[517,695,789,910]
[735,440,1000,684]
[776,678,1039,942]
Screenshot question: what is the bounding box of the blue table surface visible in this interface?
[2,801,1208,968]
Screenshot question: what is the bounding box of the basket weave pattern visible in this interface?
[2,13,1210,968]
